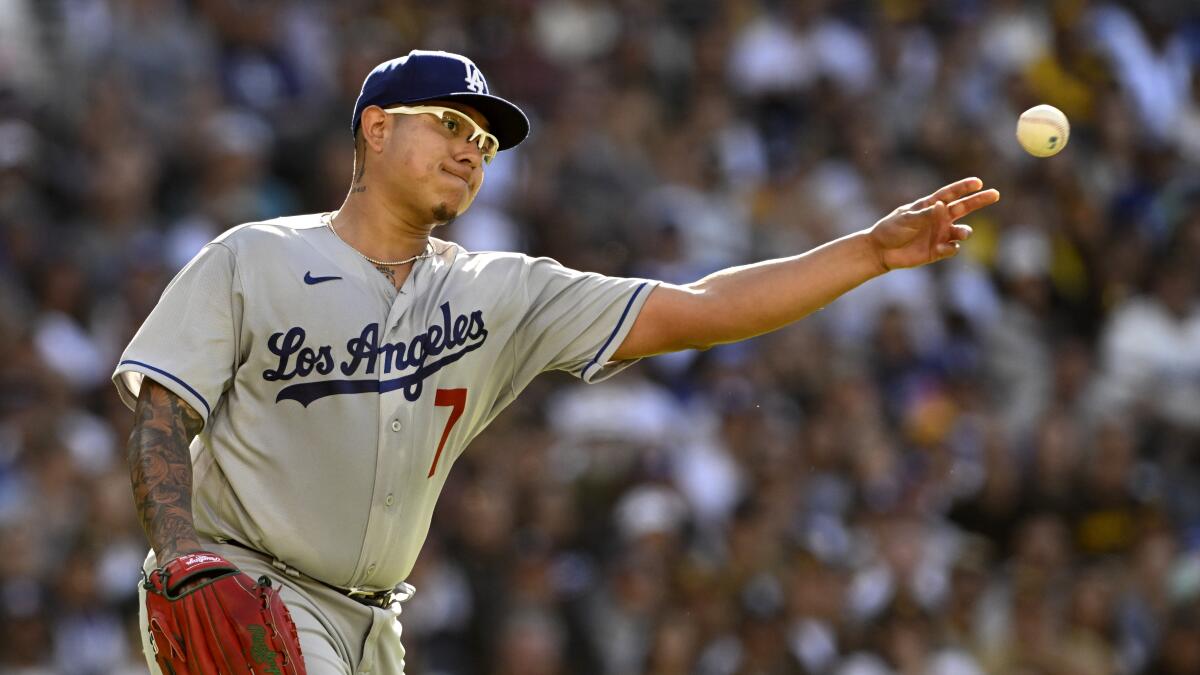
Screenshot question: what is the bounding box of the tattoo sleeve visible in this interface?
[126,379,205,563]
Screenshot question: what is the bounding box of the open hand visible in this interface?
[869,177,1000,271]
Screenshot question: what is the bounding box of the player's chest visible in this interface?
[238,271,516,401]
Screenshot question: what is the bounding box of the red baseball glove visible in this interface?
[143,551,306,674]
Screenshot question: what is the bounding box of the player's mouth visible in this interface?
[441,166,471,186]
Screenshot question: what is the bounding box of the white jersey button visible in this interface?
[385,494,395,506]
[367,563,377,574]
[390,420,402,432]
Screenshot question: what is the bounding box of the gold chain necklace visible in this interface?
[323,213,434,266]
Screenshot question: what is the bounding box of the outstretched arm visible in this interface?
[614,177,999,359]
[126,379,205,563]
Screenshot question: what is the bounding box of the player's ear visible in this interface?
[359,106,390,153]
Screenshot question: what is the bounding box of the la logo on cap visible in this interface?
[463,62,487,94]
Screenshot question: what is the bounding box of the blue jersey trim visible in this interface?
[119,360,212,417]
[581,282,647,379]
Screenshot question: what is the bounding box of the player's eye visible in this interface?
[437,109,497,163]
[444,111,478,137]
[481,139,498,162]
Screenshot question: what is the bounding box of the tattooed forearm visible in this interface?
[126,380,205,563]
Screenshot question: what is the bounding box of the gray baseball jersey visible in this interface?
[113,213,656,591]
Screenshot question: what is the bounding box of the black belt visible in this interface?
[216,539,400,608]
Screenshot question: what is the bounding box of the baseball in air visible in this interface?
[1016,104,1070,157]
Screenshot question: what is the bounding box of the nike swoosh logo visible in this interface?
[304,272,342,285]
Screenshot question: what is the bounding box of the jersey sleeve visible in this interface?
[112,242,243,427]
[513,256,659,383]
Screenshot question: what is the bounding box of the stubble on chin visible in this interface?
[432,203,457,226]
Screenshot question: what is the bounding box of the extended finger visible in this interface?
[947,188,1000,220]
[914,199,949,226]
[915,177,985,209]
[936,240,962,258]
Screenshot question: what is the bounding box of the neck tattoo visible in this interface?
[373,263,398,286]
[323,212,434,267]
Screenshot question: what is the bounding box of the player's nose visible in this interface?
[454,141,483,170]
[444,156,476,184]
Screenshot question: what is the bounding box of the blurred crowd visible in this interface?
[2,0,1200,673]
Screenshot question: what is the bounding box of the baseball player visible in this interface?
[115,49,998,674]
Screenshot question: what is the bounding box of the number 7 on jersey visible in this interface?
[429,388,466,477]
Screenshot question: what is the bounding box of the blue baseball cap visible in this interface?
[351,50,530,151]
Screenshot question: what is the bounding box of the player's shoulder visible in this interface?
[209,213,327,254]
[430,237,543,274]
